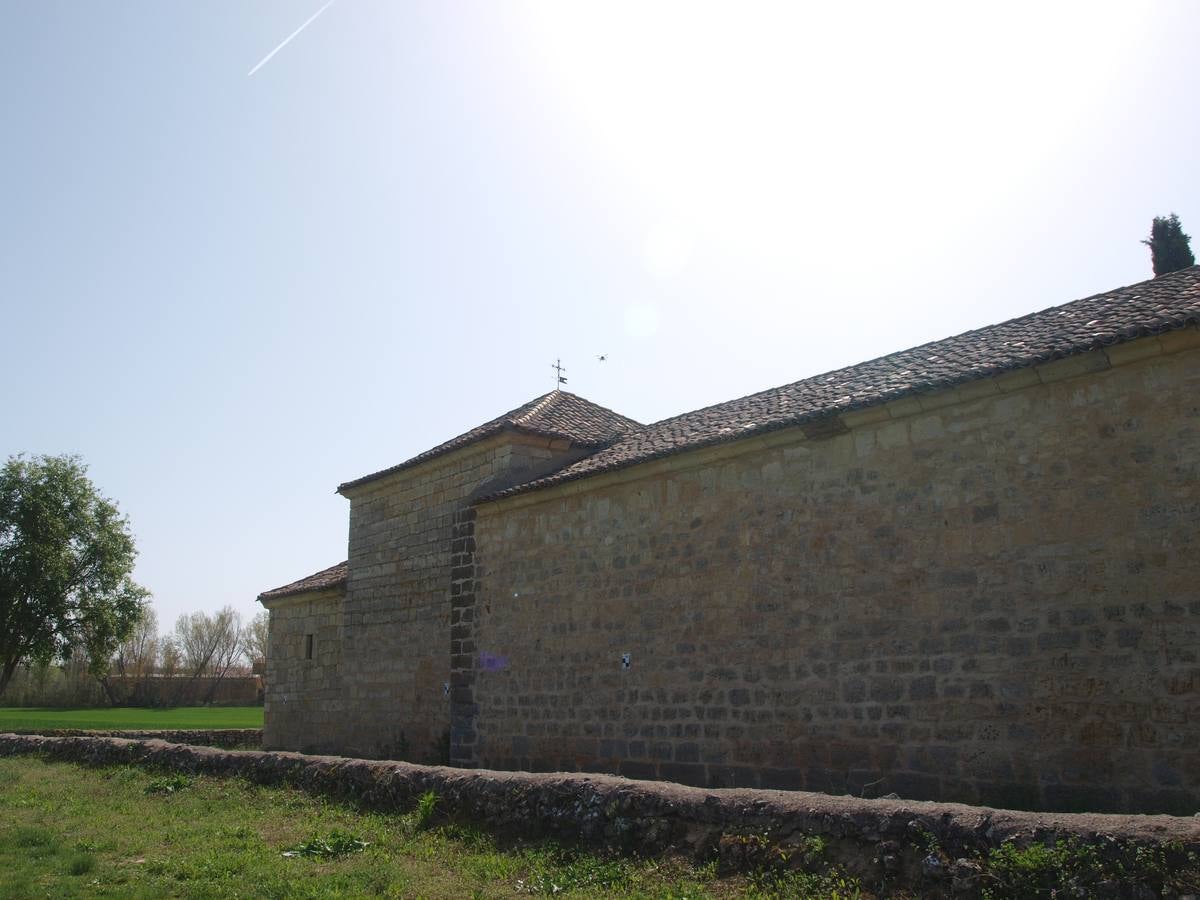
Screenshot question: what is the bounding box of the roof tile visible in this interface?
[258,561,348,601]
[487,266,1200,501]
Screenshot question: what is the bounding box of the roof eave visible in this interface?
[336,422,515,494]
[335,423,624,495]
[258,582,347,609]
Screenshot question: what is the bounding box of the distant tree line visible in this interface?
[99,605,270,707]
[1,606,269,708]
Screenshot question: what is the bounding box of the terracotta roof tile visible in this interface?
[258,561,348,602]
[337,391,640,492]
[487,266,1200,501]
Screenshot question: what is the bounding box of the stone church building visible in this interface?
[259,267,1200,814]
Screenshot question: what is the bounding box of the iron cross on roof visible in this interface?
[552,358,568,388]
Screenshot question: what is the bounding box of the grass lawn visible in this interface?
[0,755,856,899]
[4,758,1194,899]
[0,706,263,732]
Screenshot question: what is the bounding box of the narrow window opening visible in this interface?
[305,634,314,660]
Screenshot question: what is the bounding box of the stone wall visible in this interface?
[2,733,1197,896]
[463,332,1200,813]
[263,588,344,752]
[335,433,589,761]
[101,675,261,707]
[9,729,262,748]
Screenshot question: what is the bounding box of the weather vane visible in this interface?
[552,358,568,388]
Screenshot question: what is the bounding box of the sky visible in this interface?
[2,1,1198,630]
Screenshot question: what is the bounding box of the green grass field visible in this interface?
[0,756,833,899]
[0,706,263,732]
[3,757,1194,898]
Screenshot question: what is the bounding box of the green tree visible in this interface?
[0,454,148,697]
[1142,213,1195,276]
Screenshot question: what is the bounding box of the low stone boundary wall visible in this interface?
[2,733,1197,896]
[6,729,261,749]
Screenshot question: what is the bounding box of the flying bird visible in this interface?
[248,0,340,77]
[597,354,608,362]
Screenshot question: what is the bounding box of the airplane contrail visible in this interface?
[247,0,340,77]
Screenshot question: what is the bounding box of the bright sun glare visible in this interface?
[518,1,1147,289]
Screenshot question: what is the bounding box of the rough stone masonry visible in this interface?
[259,267,1200,814]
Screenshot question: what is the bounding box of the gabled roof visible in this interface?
[487,266,1200,501]
[258,561,348,602]
[337,390,641,492]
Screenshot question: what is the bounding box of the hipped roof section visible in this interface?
[485,266,1200,502]
[337,390,641,493]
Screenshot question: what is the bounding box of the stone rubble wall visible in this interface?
[465,335,1200,813]
[5,729,262,749]
[1,733,1197,897]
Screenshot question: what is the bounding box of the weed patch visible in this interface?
[722,832,863,900]
[12,825,56,847]
[413,789,437,830]
[282,829,370,859]
[516,850,635,894]
[66,852,97,875]
[979,838,1200,899]
[144,773,193,795]
[745,867,863,899]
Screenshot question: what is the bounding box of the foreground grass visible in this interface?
[8,756,1187,898]
[0,756,764,898]
[0,706,263,731]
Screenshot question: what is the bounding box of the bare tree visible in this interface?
[114,606,159,678]
[172,606,244,704]
[159,635,181,680]
[100,605,159,704]
[245,611,269,671]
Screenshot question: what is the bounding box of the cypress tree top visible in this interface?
[1143,213,1195,277]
